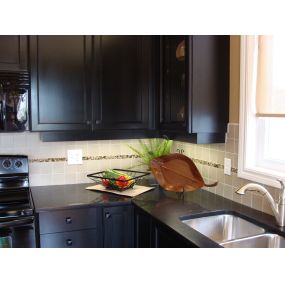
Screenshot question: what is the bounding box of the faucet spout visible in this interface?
[236,181,285,227]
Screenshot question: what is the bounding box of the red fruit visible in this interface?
[116,176,128,188]
[102,179,110,187]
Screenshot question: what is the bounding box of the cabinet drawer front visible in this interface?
[39,208,98,234]
[40,229,98,248]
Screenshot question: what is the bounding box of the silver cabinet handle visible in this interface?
[65,217,72,224]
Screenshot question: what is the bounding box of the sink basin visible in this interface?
[220,233,285,248]
[181,214,265,243]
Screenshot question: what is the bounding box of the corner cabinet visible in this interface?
[0,36,28,71]
[29,36,92,131]
[134,206,195,248]
[159,36,229,143]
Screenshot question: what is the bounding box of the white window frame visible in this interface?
[238,35,285,189]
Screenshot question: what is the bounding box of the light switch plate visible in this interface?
[224,158,231,176]
[67,149,83,165]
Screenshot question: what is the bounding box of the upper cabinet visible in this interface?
[160,36,229,143]
[0,36,28,71]
[30,35,158,139]
[92,36,156,131]
[29,36,92,131]
[24,35,229,143]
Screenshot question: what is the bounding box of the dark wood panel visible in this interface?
[135,207,152,248]
[40,229,98,248]
[92,36,153,130]
[103,205,134,248]
[192,36,229,134]
[29,35,92,131]
[39,207,98,234]
[0,36,27,71]
[40,129,158,142]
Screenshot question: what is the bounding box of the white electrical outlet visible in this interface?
[224,158,231,176]
[67,149,83,165]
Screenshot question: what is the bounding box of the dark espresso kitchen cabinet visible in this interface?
[91,36,156,131]
[0,36,28,71]
[160,36,229,143]
[29,36,92,131]
[103,205,134,248]
[37,207,102,248]
[36,35,158,141]
[134,206,194,248]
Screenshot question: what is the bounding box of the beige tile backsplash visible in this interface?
[0,133,146,187]
[172,123,279,216]
[0,124,279,217]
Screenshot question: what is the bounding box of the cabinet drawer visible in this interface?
[39,208,98,234]
[40,229,98,248]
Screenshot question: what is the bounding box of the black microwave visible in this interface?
[0,72,29,132]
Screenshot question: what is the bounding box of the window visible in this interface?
[239,36,285,188]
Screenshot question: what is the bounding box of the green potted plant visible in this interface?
[128,138,173,170]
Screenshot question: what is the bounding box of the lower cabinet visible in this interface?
[103,205,134,248]
[135,206,195,248]
[37,207,102,248]
[37,204,134,248]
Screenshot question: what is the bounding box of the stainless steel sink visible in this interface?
[220,233,285,248]
[181,214,265,243]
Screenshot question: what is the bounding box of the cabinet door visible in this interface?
[134,207,152,248]
[103,205,134,248]
[92,36,154,130]
[153,222,193,248]
[160,36,188,131]
[0,36,27,71]
[29,36,92,131]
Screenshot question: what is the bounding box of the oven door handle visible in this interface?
[0,217,34,228]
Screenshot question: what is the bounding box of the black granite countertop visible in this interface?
[31,183,132,211]
[31,182,285,247]
[132,187,285,247]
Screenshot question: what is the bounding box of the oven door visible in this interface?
[0,216,36,248]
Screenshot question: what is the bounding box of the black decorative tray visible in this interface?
[87,169,150,191]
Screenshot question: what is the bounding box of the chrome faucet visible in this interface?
[236,179,285,227]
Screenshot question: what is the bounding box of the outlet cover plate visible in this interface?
[224,158,231,176]
[67,149,83,165]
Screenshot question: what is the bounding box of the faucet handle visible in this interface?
[277,179,285,191]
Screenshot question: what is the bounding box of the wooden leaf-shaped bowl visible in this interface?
[151,153,217,192]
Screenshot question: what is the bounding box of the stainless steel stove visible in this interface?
[0,155,35,248]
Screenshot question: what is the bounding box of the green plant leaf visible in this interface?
[127,138,173,168]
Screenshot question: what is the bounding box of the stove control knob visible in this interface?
[15,160,23,168]
[2,159,12,169]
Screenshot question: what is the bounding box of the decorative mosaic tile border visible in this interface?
[29,154,238,173]
[29,154,140,163]
[191,158,238,174]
